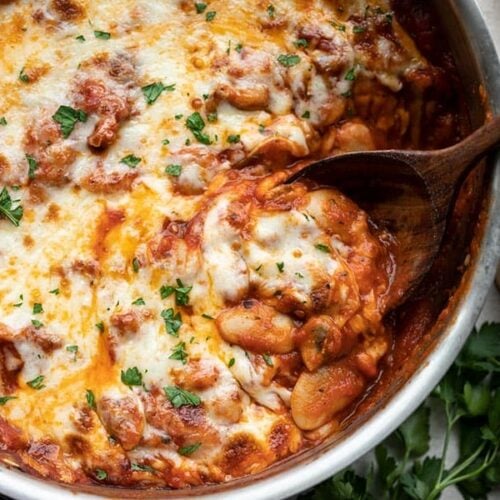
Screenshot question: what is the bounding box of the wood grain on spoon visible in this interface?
[289,116,500,311]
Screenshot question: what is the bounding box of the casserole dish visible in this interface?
[0,0,499,498]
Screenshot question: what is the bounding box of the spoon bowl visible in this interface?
[288,117,500,310]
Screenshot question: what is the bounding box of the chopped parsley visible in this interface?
[164,385,201,408]
[175,114,184,120]
[185,112,211,145]
[258,124,266,133]
[132,257,140,273]
[161,308,182,336]
[294,38,309,48]
[207,112,218,123]
[132,297,145,306]
[228,357,235,368]
[195,2,207,13]
[169,341,188,364]
[262,353,274,367]
[0,396,17,406]
[121,366,143,387]
[19,67,30,83]
[94,30,111,40]
[94,469,107,480]
[178,442,201,456]
[276,262,285,273]
[0,187,23,227]
[162,138,170,146]
[95,321,105,332]
[205,11,216,21]
[31,319,44,329]
[131,463,156,473]
[301,110,311,119]
[353,25,366,33]
[345,67,357,81]
[331,21,346,32]
[315,243,331,253]
[75,35,85,42]
[277,54,301,67]
[0,117,7,126]
[142,82,174,105]
[120,154,142,168]
[165,164,182,177]
[295,272,304,279]
[27,375,45,390]
[267,4,276,17]
[227,134,240,144]
[86,389,96,410]
[49,288,60,295]
[52,105,88,138]
[201,313,214,320]
[160,279,192,306]
[66,345,78,361]
[26,155,38,180]
[235,43,243,53]
[32,303,43,314]
[13,295,23,307]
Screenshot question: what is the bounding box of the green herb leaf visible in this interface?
[267,4,275,17]
[132,257,140,273]
[121,366,143,387]
[169,341,188,364]
[0,396,17,406]
[206,11,216,21]
[130,463,156,473]
[396,405,430,457]
[27,375,45,390]
[26,155,38,180]
[164,386,201,408]
[120,154,142,168]
[142,82,169,105]
[195,2,207,13]
[31,319,44,329]
[0,187,24,227]
[160,279,192,306]
[95,321,105,332]
[185,112,211,145]
[52,105,88,138]
[32,303,43,314]
[75,35,86,42]
[228,358,235,368]
[86,389,96,410]
[49,288,60,295]
[0,117,7,126]
[165,164,182,177]
[95,469,107,480]
[19,67,30,83]
[161,308,182,336]
[277,54,301,67]
[262,353,274,367]
[227,134,240,144]
[94,30,111,40]
[345,67,357,81]
[132,297,145,306]
[294,38,309,48]
[315,243,331,253]
[178,442,201,456]
[276,262,284,273]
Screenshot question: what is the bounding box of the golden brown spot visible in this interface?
[23,235,34,248]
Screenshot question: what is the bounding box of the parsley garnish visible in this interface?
[0,188,23,227]
[206,11,216,21]
[262,353,274,366]
[267,4,275,17]
[0,117,7,126]
[27,375,45,390]
[131,463,156,473]
[32,303,43,314]
[227,134,240,144]
[142,82,173,105]
[185,112,211,145]
[277,54,301,67]
[94,30,111,40]
[235,43,243,53]
[13,295,23,307]
[164,386,201,408]
[169,342,188,365]
[75,35,85,42]
[178,442,201,456]
[228,358,235,368]
[31,319,44,329]
[162,138,170,145]
[161,308,182,336]
[353,25,366,33]
[0,396,17,406]
[86,389,96,410]
[207,112,218,123]
[201,313,214,320]
[95,321,105,332]
[52,105,87,138]
[345,67,357,81]
[49,288,60,295]
[195,2,207,13]
[276,262,285,273]
[160,279,192,306]
[120,154,142,168]
[315,243,331,253]
[301,110,311,119]
[19,67,29,83]
[132,297,145,306]
[66,345,78,360]
[95,469,107,480]
[121,366,143,387]
[331,21,346,32]
[294,38,309,48]
[132,257,140,273]
[165,164,182,177]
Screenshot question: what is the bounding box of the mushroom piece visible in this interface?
[216,299,295,354]
[291,362,365,430]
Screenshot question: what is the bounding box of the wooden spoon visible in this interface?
[288,116,500,310]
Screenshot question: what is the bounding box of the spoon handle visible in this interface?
[436,115,500,186]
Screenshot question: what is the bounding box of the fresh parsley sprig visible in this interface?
[0,188,23,227]
[305,322,500,500]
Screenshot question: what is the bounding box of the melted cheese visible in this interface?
[0,0,429,489]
